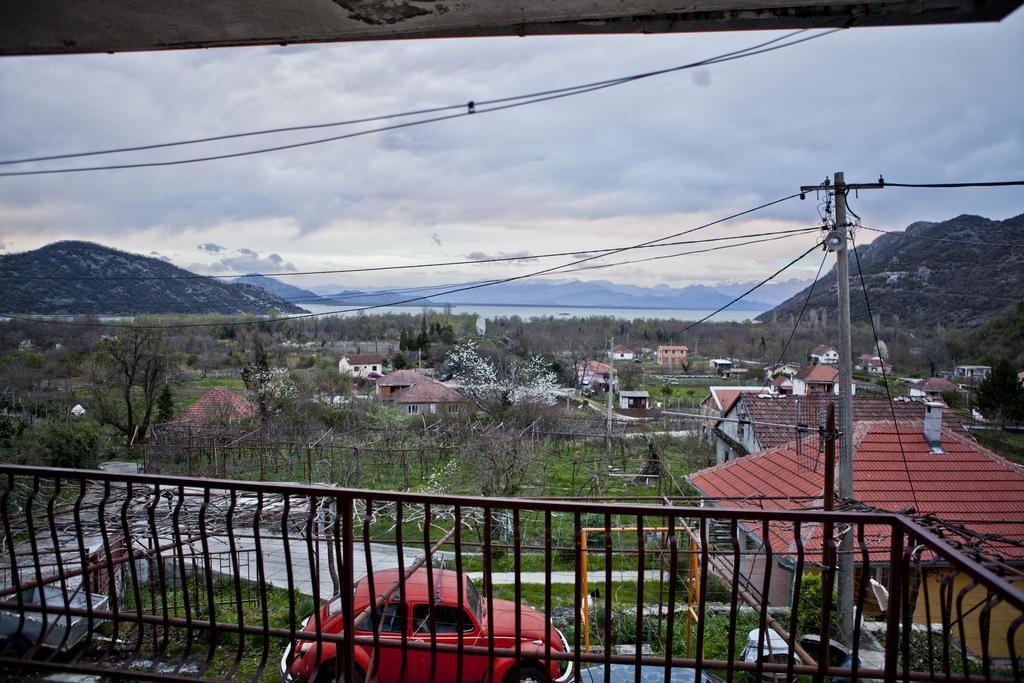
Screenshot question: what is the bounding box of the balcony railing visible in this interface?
[0,464,1021,682]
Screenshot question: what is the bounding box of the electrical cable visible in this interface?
[0,225,820,281]
[664,240,825,341]
[858,225,1024,248]
[849,229,920,513]
[4,228,816,318]
[882,180,1024,189]
[0,30,842,177]
[0,193,807,329]
[0,29,820,167]
[755,248,830,394]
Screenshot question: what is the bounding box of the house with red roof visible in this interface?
[655,345,688,366]
[809,344,839,365]
[688,408,1024,658]
[790,364,845,395]
[338,353,387,379]
[908,377,959,402]
[856,354,894,376]
[699,386,770,435]
[575,360,617,393]
[611,345,635,361]
[375,369,467,416]
[174,387,257,426]
[708,393,968,463]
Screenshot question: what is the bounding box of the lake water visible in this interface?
[293,302,760,323]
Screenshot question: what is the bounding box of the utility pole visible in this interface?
[833,171,855,648]
[606,337,614,454]
[800,173,886,648]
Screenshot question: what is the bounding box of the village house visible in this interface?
[375,369,466,415]
[611,345,635,361]
[707,392,968,463]
[617,390,649,410]
[856,354,894,376]
[655,344,688,366]
[908,376,959,402]
[954,364,992,382]
[699,386,769,437]
[173,387,256,426]
[575,360,617,393]
[708,358,733,375]
[689,408,1024,659]
[338,353,386,379]
[790,364,845,395]
[809,344,839,365]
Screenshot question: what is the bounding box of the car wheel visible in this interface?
[517,666,546,683]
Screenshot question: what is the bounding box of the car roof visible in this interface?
[353,567,468,606]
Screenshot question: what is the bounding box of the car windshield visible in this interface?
[465,577,482,620]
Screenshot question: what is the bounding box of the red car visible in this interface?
[282,567,572,683]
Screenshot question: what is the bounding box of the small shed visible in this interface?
[618,390,650,411]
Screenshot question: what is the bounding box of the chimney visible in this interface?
[924,401,944,452]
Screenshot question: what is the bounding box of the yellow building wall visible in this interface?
[913,570,1023,660]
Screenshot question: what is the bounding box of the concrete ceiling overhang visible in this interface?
[1,0,1021,56]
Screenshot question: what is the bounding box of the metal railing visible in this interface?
[0,464,1020,682]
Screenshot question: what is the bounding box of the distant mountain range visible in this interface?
[760,213,1024,329]
[0,242,304,315]
[280,277,813,311]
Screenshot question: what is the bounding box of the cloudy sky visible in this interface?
[1,13,1022,293]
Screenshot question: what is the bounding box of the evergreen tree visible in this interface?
[974,359,1024,425]
[392,352,408,370]
[156,384,176,423]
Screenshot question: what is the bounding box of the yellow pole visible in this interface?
[581,529,590,652]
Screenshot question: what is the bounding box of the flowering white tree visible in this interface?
[446,342,558,416]
[243,367,298,422]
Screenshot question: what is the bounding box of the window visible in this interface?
[465,578,482,620]
[372,365,377,371]
[407,405,419,414]
[447,404,460,414]
[412,605,475,634]
[355,603,406,633]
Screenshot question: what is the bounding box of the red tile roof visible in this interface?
[912,377,958,393]
[376,369,430,387]
[735,394,968,451]
[175,387,256,425]
[345,354,385,365]
[689,422,1024,560]
[811,344,836,356]
[794,364,839,383]
[391,380,465,404]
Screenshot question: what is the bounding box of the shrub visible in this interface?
[39,420,100,469]
[796,573,838,638]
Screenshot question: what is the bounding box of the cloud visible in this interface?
[0,16,1021,290]
[149,251,172,262]
[464,250,540,263]
[204,249,297,274]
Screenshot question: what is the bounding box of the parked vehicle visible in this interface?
[282,567,572,683]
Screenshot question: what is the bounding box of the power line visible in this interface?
[3,229,817,320]
[755,248,830,394]
[665,240,825,341]
[0,194,807,329]
[0,29,825,168]
[0,225,820,281]
[849,230,920,513]
[0,30,842,178]
[859,225,1024,248]
[882,180,1024,189]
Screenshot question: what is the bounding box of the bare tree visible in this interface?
[88,326,174,445]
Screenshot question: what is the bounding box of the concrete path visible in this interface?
[469,570,667,585]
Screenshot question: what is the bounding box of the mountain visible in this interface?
[232,274,320,304]
[758,213,1024,330]
[0,241,306,315]
[303,278,772,310]
[715,278,815,306]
